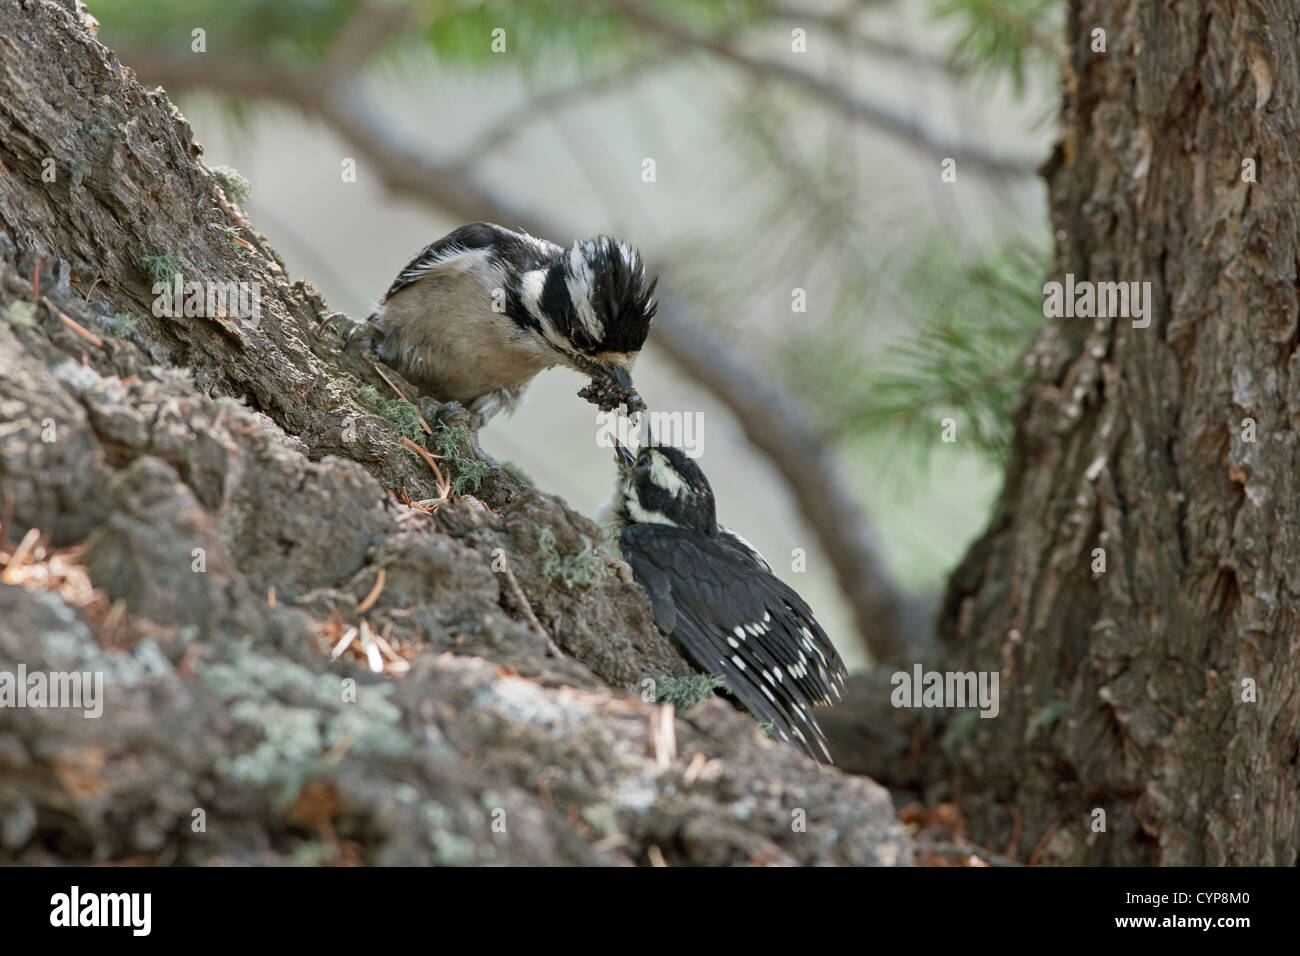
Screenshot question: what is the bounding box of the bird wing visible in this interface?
[620,524,846,762]
[382,222,561,301]
[718,526,773,572]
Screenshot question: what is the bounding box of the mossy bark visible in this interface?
[0,0,911,866]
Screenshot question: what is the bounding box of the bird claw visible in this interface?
[340,316,376,351]
[429,400,474,432]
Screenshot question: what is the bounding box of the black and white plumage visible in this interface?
[360,222,657,424]
[602,442,847,763]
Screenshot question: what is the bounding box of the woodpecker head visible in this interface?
[523,236,657,413]
[611,441,716,536]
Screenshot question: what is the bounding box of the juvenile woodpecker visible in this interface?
[359,222,656,424]
[602,442,847,763]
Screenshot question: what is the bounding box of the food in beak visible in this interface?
[578,365,646,414]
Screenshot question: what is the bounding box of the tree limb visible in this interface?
[450,52,678,171]
[766,3,973,77]
[591,0,1038,178]
[326,0,420,72]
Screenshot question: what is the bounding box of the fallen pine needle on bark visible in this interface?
[61,313,104,347]
[3,527,42,576]
[399,436,452,504]
[358,619,383,673]
[499,559,562,657]
[651,703,677,769]
[682,752,708,788]
[330,627,358,660]
[914,840,1018,867]
[591,833,629,854]
[316,612,418,677]
[0,525,116,640]
[369,628,409,675]
[374,364,432,435]
[356,567,386,614]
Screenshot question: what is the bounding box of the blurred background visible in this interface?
[90,0,1059,670]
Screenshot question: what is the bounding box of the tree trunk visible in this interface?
[903,0,1300,865]
[0,0,910,866]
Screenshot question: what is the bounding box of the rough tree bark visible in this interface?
[831,0,1300,865]
[110,20,915,666]
[0,0,910,866]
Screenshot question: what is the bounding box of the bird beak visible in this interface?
[609,365,643,415]
[614,438,637,468]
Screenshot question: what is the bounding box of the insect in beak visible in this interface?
[610,366,643,415]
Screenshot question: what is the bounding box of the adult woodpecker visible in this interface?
[356,222,656,425]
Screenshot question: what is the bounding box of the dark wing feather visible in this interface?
[620,524,847,762]
[624,546,677,633]
[714,532,846,704]
[382,222,560,301]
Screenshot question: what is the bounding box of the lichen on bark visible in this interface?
[0,0,910,866]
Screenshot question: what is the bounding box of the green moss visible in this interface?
[432,421,470,453]
[380,398,425,442]
[219,225,252,262]
[431,829,477,866]
[209,164,252,204]
[139,253,184,285]
[537,527,608,589]
[109,312,138,339]
[201,646,407,807]
[654,673,726,710]
[3,301,36,327]
[433,422,489,495]
[580,803,619,838]
[356,384,380,406]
